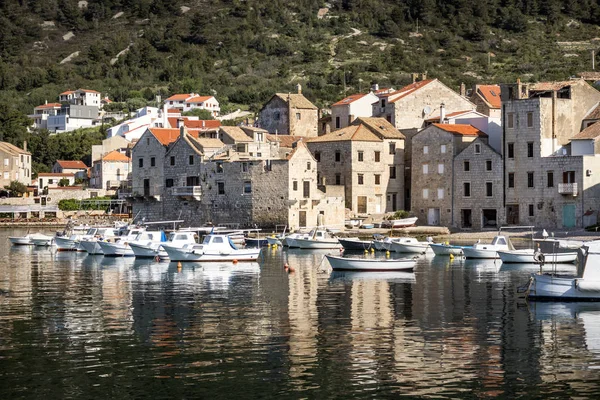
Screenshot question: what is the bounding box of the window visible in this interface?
[374,151,380,162]
[3,159,8,166]
[3,172,8,179]
[165,178,174,188]
[186,176,200,186]
[358,174,364,185]
[296,113,301,120]
[217,181,225,195]
[315,152,321,162]
[265,160,272,171]
[423,164,429,174]
[381,99,386,108]
[437,188,444,199]
[138,158,143,168]
[423,145,429,154]
[527,172,534,188]
[529,204,534,217]
[335,116,340,129]
[146,137,150,145]
[438,163,444,174]
[508,173,515,188]
[486,160,492,171]
[170,156,175,166]
[423,188,429,199]
[242,162,249,172]
[547,171,554,187]
[274,111,280,121]
[441,144,446,154]
[464,161,470,172]
[375,174,381,185]
[306,162,311,170]
[335,151,341,162]
[390,166,396,179]
[463,182,471,197]
[507,143,514,158]
[189,155,194,165]
[527,142,534,157]
[389,142,396,155]
[507,113,514,128]
[358,151,364,161]
[216,162,223,173]
[303,181,310,198]
[243,181,252,194]
[151,157,155,167]
[527,112,533,127]
[486,182,493,197]
[293,181,298,191]
[475,144,481,154]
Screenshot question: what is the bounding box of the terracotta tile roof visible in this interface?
[432,123,488,137]
[332,93,368,107]
[273,93,318,109]
[425,110,476,122]
[186,96,213,103]
[584,103,600,120]
[219,126,253,142]
[285,140,312,160]
[167,108,181,114]
[79,89,100,94]
[165,93,192,101]
[60,90,75,95]
[35,103,62,109]
[267,134,303,148]
[148,128,198,146]
[102,150,130,162]
[389,79,435,103]
[580,72,600,81]
[193,137,225,148]
[38,172,74,177]
[307,124,381,143]
[355,117,405,139]
[529,81,575,91]
[56,160,87,169]
[572,122,600,140]
[167,118,220,130]
[476,85,501,108]
[0,141,30,155]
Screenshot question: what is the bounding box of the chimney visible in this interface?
[460,82,466,97]
[439,103,446,123]
[411,73,418,83]
[372,83,379,92]
[177,117,184,129]
[421,72,427,81]
[202,120,205,128]
[23,141,27,152]
[45,100,48,105]
[296,83,302,94]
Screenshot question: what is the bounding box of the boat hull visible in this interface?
[338,238,371,250]
[9,236,32,245]
[294,238,340,249]
[528,273,600,300]
[79,240,104,255]
[55,237,80,251]
[98,241,134,257]
[31,237,53,246]
[266,237,282,246]
[390,242,429,254]
[498,250,578,264]
[387,217,418,228]
[129,242,164,258]
[462,248,499,259]
[162,245,261,262]
[325,255,416,271]
[430,243,466,256]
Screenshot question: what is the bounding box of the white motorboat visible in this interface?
[525,240,600,300]
[266,236,283,246]
[54,225,95,251]
[462,235,514,259]
[161,234,261,262]
[282,231,312,248]
[30,234,55,246]
[325,254,416,271]
[79,227,119,255]
[388,217,418,228]
[338,238,371,250]
[371,236,403,251]
[389,237,432,254]
[129,231,197,259]
[498,249,578,264]
[430,243,470,256]
[98,228,155,257]
[10,233,52,246]
[293,229,340,249]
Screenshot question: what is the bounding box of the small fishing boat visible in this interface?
[361,223,375,229]
[98,229,159,257]
[389,237,432,254]
[294,229,340,249]
[161,234,261,262]
[30,234,55,246]
[383,217,418,228]
[498,249,578,264]
[266,236,283,246]
[245,238,269,247]
[462,235,514,259]
[325,254,416,271]
[524,240,600,300]
[129,231,197,259]
[371,236,402,251]
[430,243,469,256]
[338,238,372,250]
[9,235,34,245]
[282,231,312,248]
[10,233,52,246]
[79,227,119,254]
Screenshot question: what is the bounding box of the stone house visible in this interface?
[37,172,75,189]
[307,117,405,214]
[90,150,131,191]
[218,126,278,157]
[411,124,489,226]
[52,160,88,176]
[0,141,32,188]
[468,84,502,119]
[259,85,318,137]
[501,78,600,228]
[331,92,379,130]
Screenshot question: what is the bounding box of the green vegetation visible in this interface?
[3,181,28,197]
[388,210,410,220]
[182,109,214,119]
[58,196,114,211]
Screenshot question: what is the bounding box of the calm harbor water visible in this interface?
[2,228,600,398]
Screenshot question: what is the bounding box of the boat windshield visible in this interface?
[85,228,96,235]
[202,236,211,245]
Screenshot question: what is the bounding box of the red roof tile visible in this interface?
[186,96,213,103]
[389,79,435,103]
[476,85,501,108]
[56,160,87,169]
[102,150,130,162]
[432,123,488,137]
[165,93,192,101]
[35,103,62,109]
[425,110,476,122]
[149,128,199,146]
[167,118,220,130]
[332,93,368,107]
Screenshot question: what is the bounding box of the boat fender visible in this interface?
[533,251,545,264]
[576,280,600,292]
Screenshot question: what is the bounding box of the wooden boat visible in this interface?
[525,240,600,300]
[462,235,514,259]
[498,249,578,264]
[430,243,469,256]
[10,233,52,246]
[330,270,416,283]
[384,217,418,228]
[129,231,197,259]
[389,237,431,253]
[325,254,416,271]
[161,234,261,262]
[293,229,340,249]
[338,238,371,250]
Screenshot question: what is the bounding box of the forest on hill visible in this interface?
[1,0,600,171]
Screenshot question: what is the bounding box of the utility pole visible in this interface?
[343,70,346,94]
[593,50,596,71]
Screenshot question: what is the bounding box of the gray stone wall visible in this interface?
[259,97,290,135]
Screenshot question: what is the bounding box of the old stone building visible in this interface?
[331,92,379,130]
[218,126,280,157]
[411,124,489,226]
[501,78,600,228]
[307,117,405,214]
[90,150,131,191]
[0,141,31,188]
[468,84,502,119]
[258,85,318,137]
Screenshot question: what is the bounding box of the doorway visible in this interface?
[299,211,307,228]
[562,204,576,228]
[461,209,472,228]
[428,208,440,225]
[506,204,519,225]
[357,196,367,214]
[482,209,497,228]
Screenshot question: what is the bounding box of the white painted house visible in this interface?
[331,92,379,130]
[164,93,220,117]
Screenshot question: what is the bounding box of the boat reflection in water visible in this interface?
[330,270,416,283]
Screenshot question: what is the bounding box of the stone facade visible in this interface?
[0,141,31,188]
[502,79,600,228]
[331,92,379,130]
[259,88,318,137]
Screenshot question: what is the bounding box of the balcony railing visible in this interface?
[558,183,578,196]
[173,186,202,200]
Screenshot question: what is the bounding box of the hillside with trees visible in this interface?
[1,0,600,171]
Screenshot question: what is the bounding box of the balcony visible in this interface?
[173,186,202,200]
[558,183,578,196]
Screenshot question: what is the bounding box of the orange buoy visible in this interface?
[232,259,238,264]
[284,262,289,269]
[287,266,295,273]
